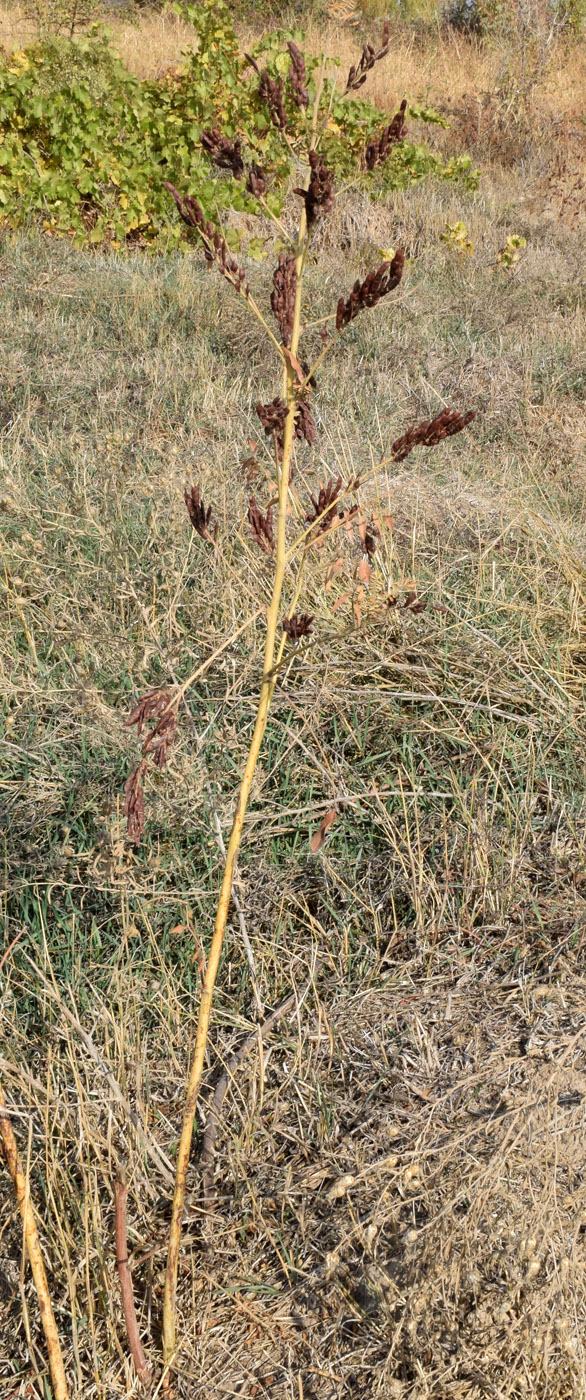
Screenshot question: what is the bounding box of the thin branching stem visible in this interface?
[162,197,310,1380]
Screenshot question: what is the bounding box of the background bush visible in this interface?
[0,0,477,249]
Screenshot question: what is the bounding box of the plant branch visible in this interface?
[0,1079,70,1400]
[115,1172,153,1389]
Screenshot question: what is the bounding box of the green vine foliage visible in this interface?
[0,0,478,250]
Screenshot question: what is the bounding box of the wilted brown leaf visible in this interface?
[283,346,305,387]
[325,557,344,589]
[310,806,338,852]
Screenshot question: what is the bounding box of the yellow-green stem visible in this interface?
[162,201,309,1370]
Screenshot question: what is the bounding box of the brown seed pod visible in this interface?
[364,101,408,170]
[200,125,244,180]
[282,612,314,641]
[248,497,275,554]
[336,250,404,331]
[271,255,297,347]
[294,150,334,227]
[288,40,309,108]
[259,70,288,129]
[184,485,218,543]
[391,408,477,462]
[164,182,248,293]
[345,20,390,93]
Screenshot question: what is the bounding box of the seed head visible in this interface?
[247,164,267,198]
[295,398,316,447]
[364,102,408,170]
[294,150,334,227]
[260,70,288,129]
[164,181,249,294]
[248,497,275,554]
[256,397,288,442]
[336,251,404,331]
[184,485,218,543]
[256,396,315,459]
[126,689,174,737]
[392,408,477,462]
[123,760,147,845]
[200,125,244,180]
[271,255,297,347]
[345,21,391,93]
[283,612,314,641]
[306,477,343,534]
[288,41,309,108]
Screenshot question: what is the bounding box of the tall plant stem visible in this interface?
[162,201,309,1370]
[0,1079,70,1400]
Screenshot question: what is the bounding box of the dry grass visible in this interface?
[1,9,586,1397]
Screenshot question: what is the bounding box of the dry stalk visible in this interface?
[0,1078,70,1400]
[141,35,476,1375]
[114,1171,153,1388]
[162,153,312,1374]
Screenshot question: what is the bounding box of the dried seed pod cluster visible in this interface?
[184,485,218,543]
[295,399,316,446]
[123,760,147,845]
[295,150,335,226]
[345,20,390,92]
[336,251,404,331]
[283,612,314,641]
[248,497,275,554]
[123,689,180,843]
[392,408,477,462]
[364,101,408,170]
[288,41,309,109]
[164,182,249,293]
[306,476,344,534]
[255,396,316,459]
[256,396,287,443]
[260,71,288,129]
[271,255,297,347]
[200,125,244,180]
[247,164,267,198]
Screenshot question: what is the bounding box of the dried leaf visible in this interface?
[325,557,344,589]
[310,806,338,852]
[358,558,372,584]
[332,591,350,612]
[283,346,305,387]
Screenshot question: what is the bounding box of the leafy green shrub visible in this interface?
[0,0,477,250]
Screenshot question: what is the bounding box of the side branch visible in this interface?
[115,1173,153,1389]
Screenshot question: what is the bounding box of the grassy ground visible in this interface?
[1,11,586,1399]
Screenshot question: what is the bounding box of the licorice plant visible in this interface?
[121,27,477,1380]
